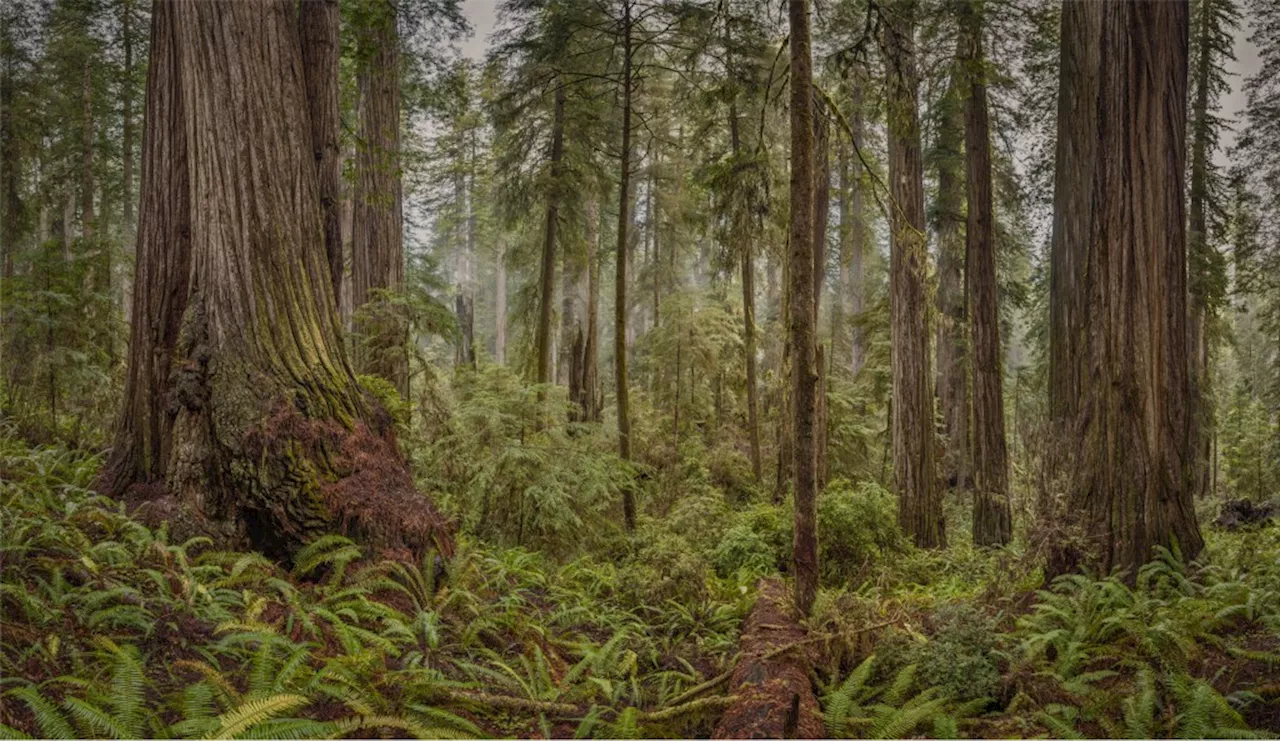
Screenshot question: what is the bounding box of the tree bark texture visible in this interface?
[299,0,343,310]
[885,0,943,549]
[616,2,636,530]
[103,0,449,563]
[352,0,407,395]
[934,83,970,493]
[963,7,1011,547]
[1066,0,1203,575]
[1047,0,1100,426]
[789,0,818,617]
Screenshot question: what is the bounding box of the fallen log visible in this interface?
[712,578,824,739]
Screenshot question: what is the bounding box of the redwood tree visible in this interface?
[103,0,448,561]
[352,0,408,395]
[788,0,818,616]
[962,0,1010,546]
[299,0,343,308]
[884,0,943,549]
[1065,0,1203,574]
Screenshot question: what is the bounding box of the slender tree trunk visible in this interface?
[81,60,94,243]
[583,198,601,421]
[1187,0,1214,500]
[728,62,762,482]
[495,244,507,365]
[963,5,1011,546]
[537,85,566,385]
[789,0,818,616]
[848,79,866,374]
[104,0,448,561]
[1063,0,1203,576]
[1,43,19,281]
[559,238,579,387]
[934,83,969,492]
[885,0,943,549]
[1047,1,1100,426]
[121,0,134,232]
[616,2,636,530]
[812,114,829,320]
[299,0,343,309]
[352,0,407,394]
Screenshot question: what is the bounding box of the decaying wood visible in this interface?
[712,579,823,739]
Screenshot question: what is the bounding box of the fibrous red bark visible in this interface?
[103,0,450,563]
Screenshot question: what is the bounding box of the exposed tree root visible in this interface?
[712,578,824,739]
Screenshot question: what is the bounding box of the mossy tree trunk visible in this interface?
[104,0,449,563]
[788,0,818,617]
[884,0,943,549]
[352,0,407,396]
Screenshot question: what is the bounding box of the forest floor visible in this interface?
[2,432,1280,739]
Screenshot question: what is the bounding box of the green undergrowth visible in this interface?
[3,431,1279,739]
[0,438,750,739]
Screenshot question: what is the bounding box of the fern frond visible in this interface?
[205,693,309,739]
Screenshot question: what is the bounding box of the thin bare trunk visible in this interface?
[616,3,636,530]
[495,244,507,365]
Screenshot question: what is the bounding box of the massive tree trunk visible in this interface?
[352,0,407,395]
[616,1,636,530]
[537,85,566,385]
[789,0,818,616]
[934,83,969,493]
[1047,1,1100,426]
[299,0,343,309]
[1064,0,1203,575]
[103,0,449,562]
[884,0,943,549]
[963,6,1011,547]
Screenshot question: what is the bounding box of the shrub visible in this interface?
[621,530,713,605]
[818,479,906,585]
[711,503,790,578]
[912,603,1001,703]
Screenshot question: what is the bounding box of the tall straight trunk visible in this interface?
[848,77,866,374]
[885,0,943,548]
[352,0,406,394]
[934,84,969,492]
[725,18,761,482]
[104,0,448,561]
[789,0,818,616]
[81,60,94,243]
[963,6,1010,546]
[1064,0,1203,576]
[299,0,343,309]
[495,244,507,365]
[120,0,135,325]
[1047,1,1100,425]
[616,2,636,530]
[1,45,19,281]
[1186,0,1214,500]
[537,85,566,385]
[581,197,601,421]
[559,241,579,387]
[833,140,850,365]
[649,152,660,331]
[812,115,829,320]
